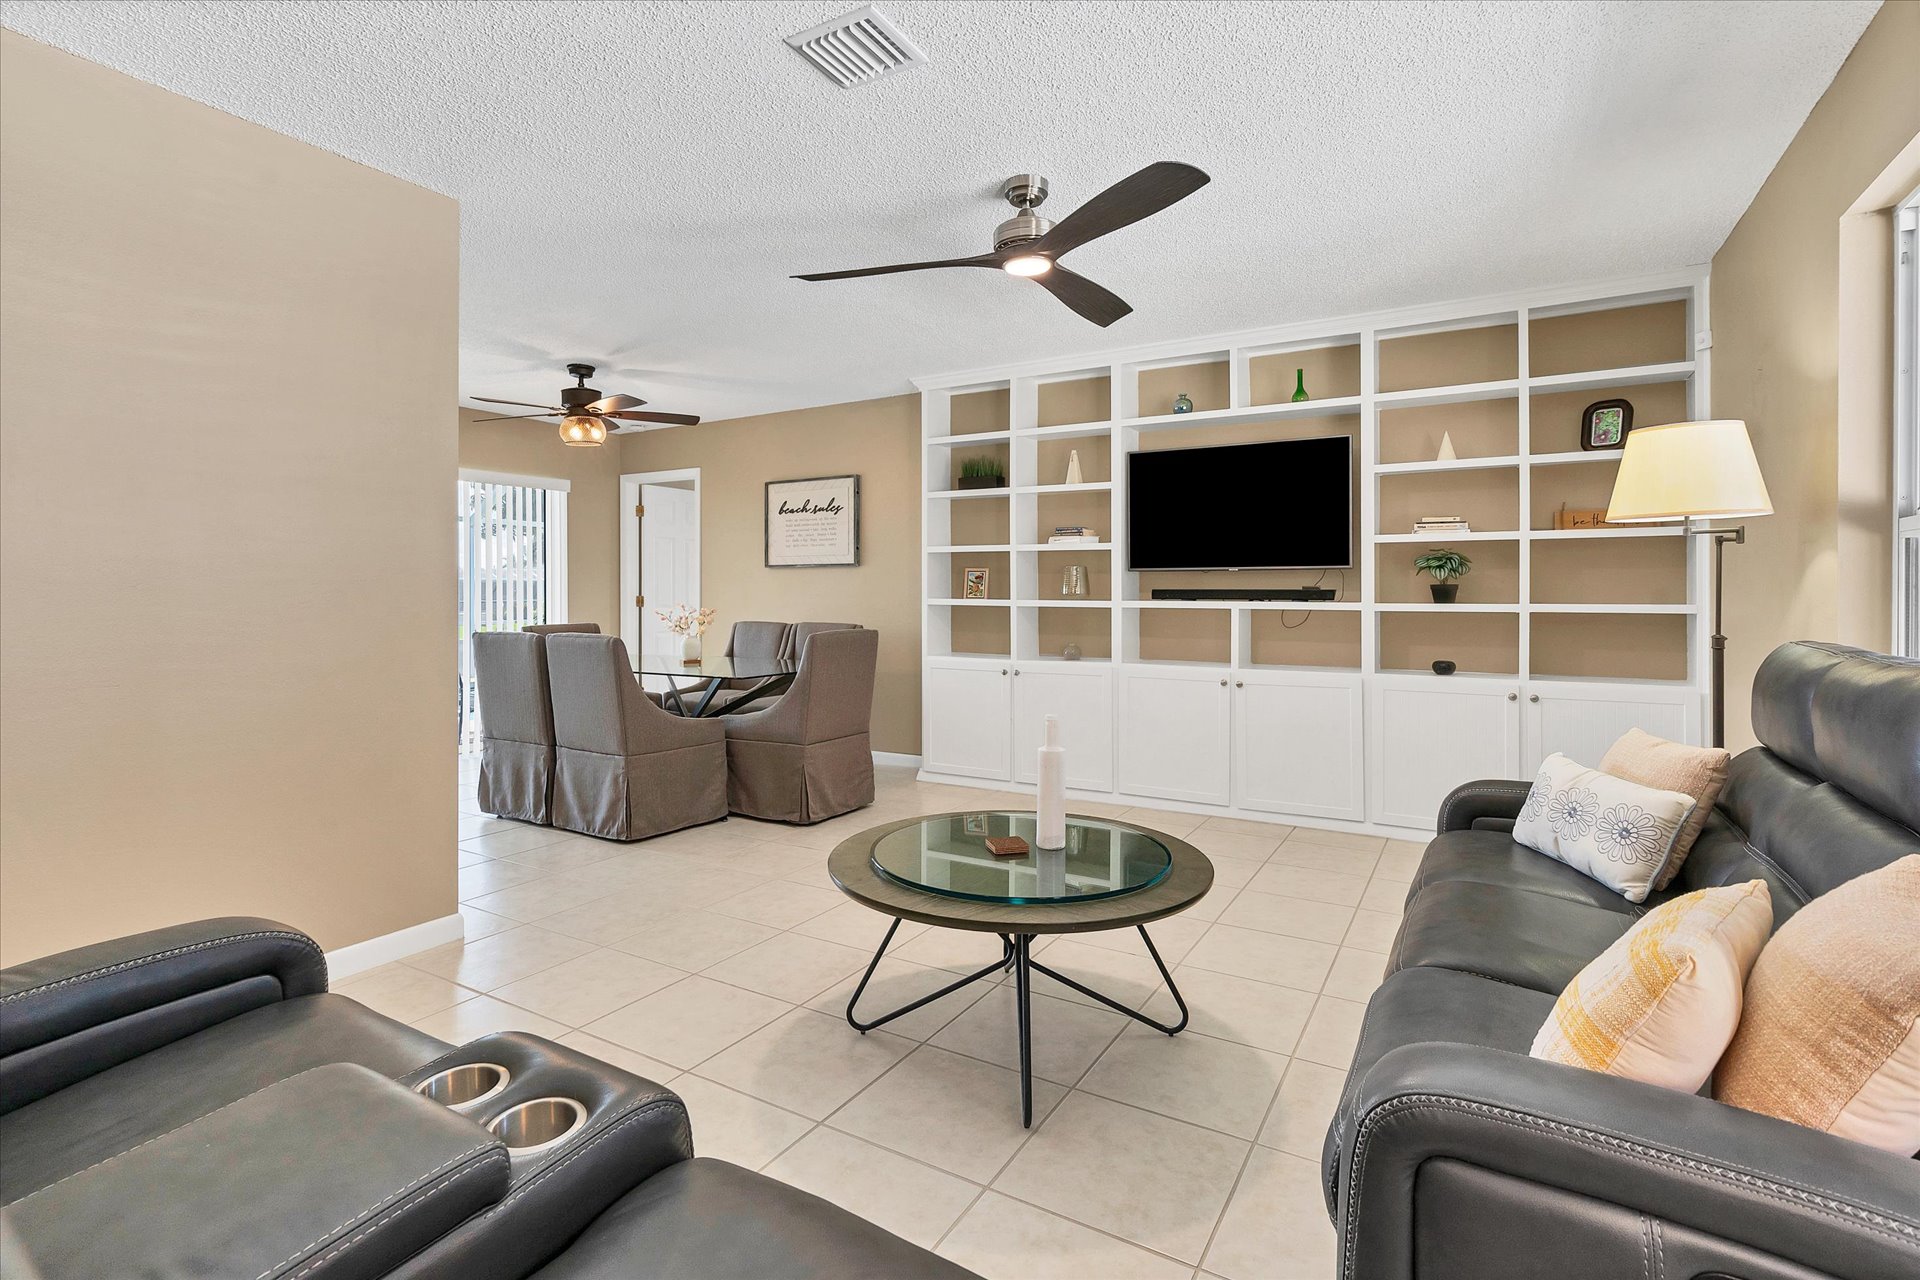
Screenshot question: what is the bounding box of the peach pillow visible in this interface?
[1715,855,1920,1156]
[1600,728,1730,890]
[1532,880,1772,1091]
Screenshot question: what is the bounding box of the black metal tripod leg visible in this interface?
[1015,934,1034,1128]
[1024,926,1190,1035]
[846,920,1008,1033]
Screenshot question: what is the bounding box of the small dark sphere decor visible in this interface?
[1432,659,1458,676]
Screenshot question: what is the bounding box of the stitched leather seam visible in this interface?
[0,931,326,1004]
[491,1095,688,1208]
[10,1065,340,1205]
[257,1143,500,1279]
[1340,1094,1920,1277]
[1437,782,1531,833]
[279,1151,510,1280]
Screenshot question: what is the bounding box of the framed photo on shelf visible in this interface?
[765,474,860,567]
[1580,398,1635,451]
[962,567,989,599]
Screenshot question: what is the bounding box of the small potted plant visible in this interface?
[656,603,717,663]
[1413,548,1472,604]
[956,455,1007,490]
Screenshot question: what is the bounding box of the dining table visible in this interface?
[633,651,797,718]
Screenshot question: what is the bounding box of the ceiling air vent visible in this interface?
[785,5,927,89]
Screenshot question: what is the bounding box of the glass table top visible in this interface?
[869,813,1174,905]
[632,653,796,679]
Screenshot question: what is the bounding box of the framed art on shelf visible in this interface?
[765,474,860,567]
[963,567,990,599]
[1581,398,1635,451]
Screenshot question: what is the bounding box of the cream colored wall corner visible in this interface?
[0,32,460,964]
[459,408,627,631]
[1709,1,1920,750]
[617,395,923,755]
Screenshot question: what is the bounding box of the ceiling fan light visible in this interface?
[560,414,606,447]
[1002,255,1051,278]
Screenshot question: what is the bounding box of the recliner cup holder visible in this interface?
[488,1096,586,1157]
[414,1062,511,1112]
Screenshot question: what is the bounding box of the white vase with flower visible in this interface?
[656,604,717,664]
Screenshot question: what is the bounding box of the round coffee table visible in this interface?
[828,811,1213,1126]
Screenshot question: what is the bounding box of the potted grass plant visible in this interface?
[956,455,1007,490]
[1413,548,1472,604]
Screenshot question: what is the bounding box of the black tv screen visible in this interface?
[1127,437,1353,570]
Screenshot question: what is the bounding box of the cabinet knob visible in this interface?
[1529,694,1540,703]
[1507,692,1518,701]
[1235,680,1245,688]
[1000,668,1008,676]
[1219,678,1228,687]
[1012,668,1020,676]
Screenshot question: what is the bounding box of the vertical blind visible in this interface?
[457,474,569,751]
[1897,189,1918,657]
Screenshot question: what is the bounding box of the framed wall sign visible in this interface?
[765,474,860,567]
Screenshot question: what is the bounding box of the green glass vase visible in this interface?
[1291,368,1309,403]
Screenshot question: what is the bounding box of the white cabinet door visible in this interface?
[1012,664,1114,791]
[1522,683,1701,773]
[1234,671,1366,822]
[1116,666,1232,805]
[1369,677,1521,830]
[923,661,1011,780]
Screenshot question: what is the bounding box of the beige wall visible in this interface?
[0,33,459,964]
[460,409,624,631]
[1710,2,1920,748]
[619,395,922,753]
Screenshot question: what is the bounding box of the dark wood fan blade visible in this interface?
[473,411,560,423]
[1033,161,1210,259]
[793,253,1002,281]
[587,393,646,413]
[471,396,565,411]
[1032,265,1132,327]
[607,409,701,427]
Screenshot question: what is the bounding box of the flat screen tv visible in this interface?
[1127,436,1353,570]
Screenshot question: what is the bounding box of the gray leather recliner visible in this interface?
[1324,641,1920,1280]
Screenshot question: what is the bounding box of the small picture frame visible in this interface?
[962,567,989,599]
[1580,398,1634,451]
[962,813,990,836]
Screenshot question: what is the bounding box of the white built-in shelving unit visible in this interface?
[913,268,1710,835]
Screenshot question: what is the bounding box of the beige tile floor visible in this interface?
[343,760,1422,1280]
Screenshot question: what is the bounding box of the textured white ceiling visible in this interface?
[0,1,1879,424]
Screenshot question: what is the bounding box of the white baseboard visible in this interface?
[326,912,464,981]
[873,751,924,768]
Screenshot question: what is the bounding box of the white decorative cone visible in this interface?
[1064,450,1084,486]
[1437,431,1457,461]
[1036,715,1067,850]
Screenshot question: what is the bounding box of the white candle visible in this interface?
[1037,714,1067,850]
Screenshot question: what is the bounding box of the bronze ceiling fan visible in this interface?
[792,161,1210,327]
[470,364,700,446]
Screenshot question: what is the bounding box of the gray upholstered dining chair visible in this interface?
[470,631,557,824]
[545,633,727,840]
[722,627,878,824]
[690,620,795,714]
[523,622,600,635]
[787,621,861,661]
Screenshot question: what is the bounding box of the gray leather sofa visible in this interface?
[0,917,975,1279]
[1323,641,1920,1280]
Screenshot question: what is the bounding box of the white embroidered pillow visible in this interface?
[1512,753,1697,903]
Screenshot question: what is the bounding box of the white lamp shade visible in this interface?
[1605,419,1772,523]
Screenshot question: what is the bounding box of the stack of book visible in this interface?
[1411,515,1471,534]
[1048,526,1100,544]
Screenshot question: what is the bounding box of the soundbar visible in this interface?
[1149,588,1338,602]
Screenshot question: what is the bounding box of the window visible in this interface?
[457,471,569,750]
[1897,188,1919,657]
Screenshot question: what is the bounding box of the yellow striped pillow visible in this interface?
[1532,880,1772,1091]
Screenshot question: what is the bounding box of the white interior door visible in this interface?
[639,484,699,661]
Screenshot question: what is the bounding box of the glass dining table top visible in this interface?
[632,653,795,680]
[868,812,1174,905]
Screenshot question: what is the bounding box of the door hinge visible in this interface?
[635,504,644,517]
[635,594,644,607]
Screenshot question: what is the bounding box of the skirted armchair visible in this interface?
[722,627,878,824]
[471,630,557,824]
[546,633,727,840]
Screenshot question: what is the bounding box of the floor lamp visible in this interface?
[1605,420,1773,748]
